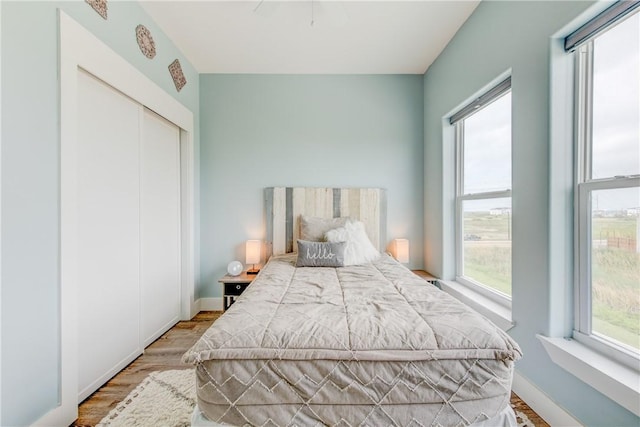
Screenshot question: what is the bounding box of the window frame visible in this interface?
[453,86,513,308]
[573,38,640,370]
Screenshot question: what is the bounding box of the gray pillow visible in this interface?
[296,240,346,267]
[299,215,349,242]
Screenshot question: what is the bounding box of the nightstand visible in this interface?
[219,272,256,311]
[412,270,440,288]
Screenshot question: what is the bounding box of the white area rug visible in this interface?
[98,369,536,427]
[515,410,535,427]
[97,369,196,427]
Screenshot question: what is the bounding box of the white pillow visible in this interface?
[325,220,380,266]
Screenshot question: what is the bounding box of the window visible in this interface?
[573,6,640,365]
[453,78,512,304]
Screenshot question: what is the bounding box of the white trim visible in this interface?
[197,298,224,312]
[511,370,583,427]
[455,275,512,310]
[77,349,140,403]
[180,127,196,321]
[192,295,202,318]
[572,330,640,373]
[193,298,201,316]
[575,152,640,366]
[538,334,640,417]
[453,81,513,308]
[34,11,196,427]
[62,26,192,131]
[438,280,514,332]
[454,123,464,278]
[573,25,640,374]
[142,315,181,350]
[0,1,3,423]
[459,189,512,201]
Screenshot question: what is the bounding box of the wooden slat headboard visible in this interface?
[265,187,387,257]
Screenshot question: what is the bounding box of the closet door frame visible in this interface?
[41,11,196,427]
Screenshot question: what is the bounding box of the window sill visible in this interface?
[438,280,514,332]
[537,334,640,416]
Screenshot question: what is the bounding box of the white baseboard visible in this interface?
[512,370,583,427]
[190,299,201,318]
[196,297,223,312]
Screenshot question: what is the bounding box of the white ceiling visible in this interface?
[140,1,480,75]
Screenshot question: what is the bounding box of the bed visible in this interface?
[184,187,522,426]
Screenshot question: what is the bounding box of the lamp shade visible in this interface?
[246,240,261,265]
[393,239,409,264]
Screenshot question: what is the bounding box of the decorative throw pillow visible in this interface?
[299,215,350,242]
[296,240,346,267]
[325,220,380,266]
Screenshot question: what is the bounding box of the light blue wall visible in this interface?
[4,0,633,425]
[200,74,424,298]
[0,2,199,425]
[423,1,638,426]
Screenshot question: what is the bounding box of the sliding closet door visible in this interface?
[140,109,181,347]
[76,70,142,401]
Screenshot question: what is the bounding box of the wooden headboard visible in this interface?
[265,187,387,257]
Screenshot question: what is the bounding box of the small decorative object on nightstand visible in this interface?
[219,272,256,311]
[227,260,243,276]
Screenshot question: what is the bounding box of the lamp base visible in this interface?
[247,267,260,275]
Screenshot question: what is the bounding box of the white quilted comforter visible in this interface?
[184,254,522,426]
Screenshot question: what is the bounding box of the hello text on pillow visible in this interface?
[296,240,346,267]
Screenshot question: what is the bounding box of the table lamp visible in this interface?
[393,239,409,264]
[246,240,261,274]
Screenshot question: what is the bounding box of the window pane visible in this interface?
[592,13,640,179]
[591,187,640,351]
[462,197,512,296]
[463,92,511,194]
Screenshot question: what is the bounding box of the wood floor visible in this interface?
[73,311,221,426]
[73,311,549,427]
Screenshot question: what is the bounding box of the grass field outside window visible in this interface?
[462,210,512,296]
[591,216,640,351]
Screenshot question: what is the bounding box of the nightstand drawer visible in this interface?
[219,272,256,311]
[225,282,250,296]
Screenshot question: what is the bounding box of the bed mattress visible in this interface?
[183,254,522,426]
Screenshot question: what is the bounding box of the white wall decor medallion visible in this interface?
[168,59,187,92]
[85,0,107,20]
[136,25,156,59]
